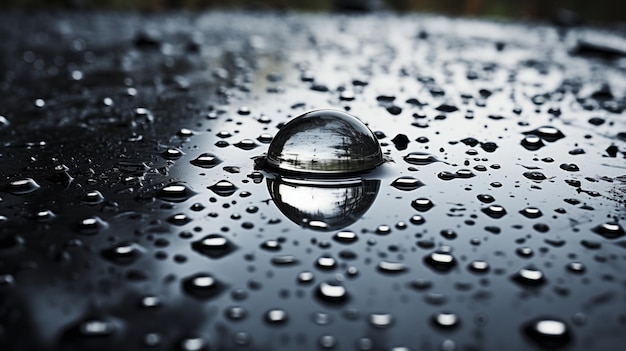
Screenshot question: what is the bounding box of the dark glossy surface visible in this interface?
[0,11,625,351]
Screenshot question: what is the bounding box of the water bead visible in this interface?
[266,109,383,174]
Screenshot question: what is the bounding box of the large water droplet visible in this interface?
[265,109,383,174]
[411,198,434,211]
[424,249,457,272]
[208,180,237,197]
[101,242,146,265]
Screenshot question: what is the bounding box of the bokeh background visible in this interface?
[0,0,624,23]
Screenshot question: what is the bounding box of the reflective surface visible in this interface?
[266,177,380,231]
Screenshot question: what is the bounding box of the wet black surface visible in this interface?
[1,10,626,351]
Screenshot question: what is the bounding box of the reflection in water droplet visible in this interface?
[191,153,221,168]
[523,318,571,349]
[391,176,425,191]
[192,234,237,259]
[162,148,183,160]
[334,231,358,244]
[298,271,315,284]
[523,171,547,181]
[477,194,495,203]
[266,110,383,174]
[168,213,192,226]
[267,177,379,232]
[4,178,40,195]
[566,262,586,274]
[523,126,565,142]
[468,260,490,273]
[234,139,258,150]
[520,135,545,151]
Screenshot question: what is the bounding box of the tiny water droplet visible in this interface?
[77,216,108,234]
[101,242,146,265]
[182,272,227,300]
[369,313,394,328]
[82,190,104,205]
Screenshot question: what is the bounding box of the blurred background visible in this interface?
[0,0,624,23]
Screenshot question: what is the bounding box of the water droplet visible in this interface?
[391,176,425,191]
[482,205,507,218]
[592,222,625,239]
[4,178,40,195]
[101,242,146,265]
[271,255,299,266]
[316,281,349,304]
[179,337,207,351]
[234,139,258,150]
[265,110,383,174]
[411,198,434,211]
[369,313,394,328]
[520,135,545,151]
[192,234,237,259]
[523,171,547,181]
[225,306,247,320]
[34,209,56,222]
[424,250,457,272]
[316,255,337,270]
[158,183,197,202]
[333,231,358,244]
[190,153,221,168]
[512,266,546,287]
[77,216,108,234]
[516,247,534,258]
[182,273,227,300]
[257,133,273,143]
[520,207,543,218]
[162,148,183,160]
[265,309,288,325]
[476,194,495,203]
[318,335,337,349]
[82,190,104,205]
[566,262,586,274]
[260,239,282,251]
[208,180,237,197]
[432,312,460,329]
[298,271,315,284]
[523,318,571,349]
[404,152,439,165]
[377,261,408,274]
[468,260,490,273]
[523,126,565,142]
[168,213,192,226]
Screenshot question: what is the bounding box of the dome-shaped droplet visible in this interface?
[181,272,227,300]
[482,204,507,218]
[333,231,358,244]
[592,222,625,239]
[523,318,571,349]
[158,183,197,202]
[82,190,104,205]
[369,313,394,328]
[162,148,183,160]
[512,266,546,287]
[192,234,237,259]
[316,281,349,304]
[411,198,434,211]
[403,152,439,165]
[520,135,545,151]
[520,207,543,218]
[265,309,289,325]
[391,176,425,191]
[377,260,408,274]
[191,153,221,168]
[266,110,383,174]
[424,250,457,273]
[432,312,460,329]
[4,178,40,195]
[208,180,237,197]
[101,242,146,265]
[76,216,108,235]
